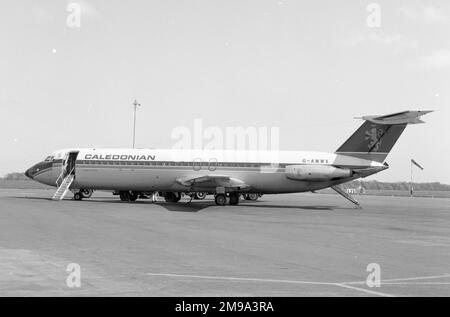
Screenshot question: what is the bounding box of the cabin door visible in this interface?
[62,151,79,178]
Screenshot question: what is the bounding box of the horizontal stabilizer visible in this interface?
[355,110,433,125]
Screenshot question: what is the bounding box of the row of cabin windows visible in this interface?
[76,160,285,168]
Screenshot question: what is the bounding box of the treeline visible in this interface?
[341,180,450,191]
[2,173,29,180]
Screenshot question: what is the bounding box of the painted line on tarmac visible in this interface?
[146,272,394,297]
[381,273,450,282]
[343,273,450,285]
[147,272,333,285]
[381,282,450,285]
[333,283,394,297]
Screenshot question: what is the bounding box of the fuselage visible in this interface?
[25,148,386,194]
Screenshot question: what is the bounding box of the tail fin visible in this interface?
[336,110,432,163]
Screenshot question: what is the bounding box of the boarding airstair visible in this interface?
[331,185,361,208]
[52,170,75,201]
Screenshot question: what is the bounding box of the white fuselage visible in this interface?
[27,148,386,194]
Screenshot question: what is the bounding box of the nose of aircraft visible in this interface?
[25,167,33,179]
[25,161,50,179]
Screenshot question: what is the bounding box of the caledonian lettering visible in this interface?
[84,154,156,161]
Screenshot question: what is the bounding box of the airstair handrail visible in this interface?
[55,166,75,187]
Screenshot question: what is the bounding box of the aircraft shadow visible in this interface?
[240,204,338,211]
[155,202,213,212]
[8,196,53,201]
[86,198,213,212]
[7,195,211,212]
[7,196,353,212]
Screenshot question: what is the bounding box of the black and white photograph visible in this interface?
[0,0,449,302]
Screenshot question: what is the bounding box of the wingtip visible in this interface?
[417,110,434,115]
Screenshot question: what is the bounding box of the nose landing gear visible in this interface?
[80,189,93,199]
[74,192,83,201]
[73,189,94,201]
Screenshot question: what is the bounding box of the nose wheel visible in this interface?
[74,192,83,201]
[73,189,94,201]
[80,189,93,198]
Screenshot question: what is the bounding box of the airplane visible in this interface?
[25,110,432,207]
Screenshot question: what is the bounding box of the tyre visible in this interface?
[173,192,181,203]
[80,189,93,199]
[164,192,181,203]
[248,193,259,201]
[215,194,227,206]
[129,192,138,202]
[229,193,239,205]
[119,191,130,202]
[164,192,174,202]
[194,192,207,200]
[74,192,83,201]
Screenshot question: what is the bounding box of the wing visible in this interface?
[176,174,250,191]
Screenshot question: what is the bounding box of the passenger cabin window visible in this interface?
[193,158,202,171]
[209,158,217,171]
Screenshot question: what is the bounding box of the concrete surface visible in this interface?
[0,188,449,296]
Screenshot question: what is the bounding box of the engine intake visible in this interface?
[285,165,351,181]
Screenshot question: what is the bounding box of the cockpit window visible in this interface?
[44,156,54,162]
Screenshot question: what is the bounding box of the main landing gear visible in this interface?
[214,193,240,206]
[163,192,182,203]
[193,192,207,200]
[115,191,159,203]
[214,194,227,206]
[119,191,138,202]
[244,193,260,201]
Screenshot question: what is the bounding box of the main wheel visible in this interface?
[215,194,227,206]
[164,192,181,203]
[194,192,207,200]
[173,192,181,202]
[229,193,240,205]
[129,192,138,202]
[247,193,259,201]
[74,192,83,201]
[119,191,131,202]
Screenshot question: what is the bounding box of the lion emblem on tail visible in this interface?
[365,125,384,151]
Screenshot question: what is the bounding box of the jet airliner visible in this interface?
[25,111,431,207]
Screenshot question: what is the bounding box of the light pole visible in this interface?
[410,160,413,197]
[132,99,141,149]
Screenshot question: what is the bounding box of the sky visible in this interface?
[0,0,449,183]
